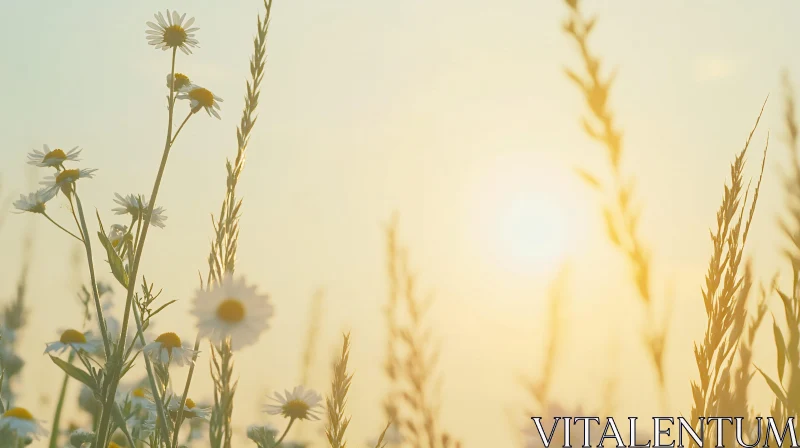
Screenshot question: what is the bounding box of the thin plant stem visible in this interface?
[170,112,193,146]
[273,418,296,447]
[42,212,83,242]
[48,352,75,448]
[131,288,174,439]
[72,193,111,358]
[66,194,85,241]
[171,335,202,448]
[95,45,179,448]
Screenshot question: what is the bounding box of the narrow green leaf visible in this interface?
[97,230,129,288]
[49,356,95,388]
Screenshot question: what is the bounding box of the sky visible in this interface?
[1,1,800,447]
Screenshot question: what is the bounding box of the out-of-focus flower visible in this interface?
[191,274,273,350]
[107,224,128,250]
[0,407,48,440]
[69,428,95,447]
[247,423,279,446]
[143,332,198,367]
[167,395,210,421]
[44,329,99,355]
[41,168,97,196]
[79,385,101,416]
[27,144,81,168]
[167,73,192,91]
[112,193,168,228]
[265,386,323,421]
[13,188,57,214]
[146,10,199,54]
[177,84,223,119]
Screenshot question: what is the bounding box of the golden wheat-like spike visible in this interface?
[561,0,672,399]
[325,333,353,448]
[382,217,459,448]
[691,100,768,446]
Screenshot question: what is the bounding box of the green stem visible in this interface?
[95,46,179,448]
[171,335,201,448]
[48,352,75,448]
[42,212,83,242]
[72,194,112,358]
[170,112,193,146]
[131,296,174,441]
[273,418,296,447]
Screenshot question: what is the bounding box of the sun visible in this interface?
[469,151,585,275]
[495,193,569,269]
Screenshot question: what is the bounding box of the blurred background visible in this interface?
[1,1,798,446]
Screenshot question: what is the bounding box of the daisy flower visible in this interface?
[27,144,81,168]
[107,224,128,250]
[167,395,210,421]
[142,332,198,367]
[146,10,199,55]
[167,73,192,91]
[247,424,279,446]
[44,329,99,355]
[0,407,48,440]
[191,274,273,350]
[265,386,323,421]
[112,193,168,228]
[177,84,223,119]
[41,168,97,196]
[13,188,56,214]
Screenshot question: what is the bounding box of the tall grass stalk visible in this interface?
[384,217,460,448]
[325,332,353,448]
[561,0,671,403]
[522,265,569,411]
[760,73,800,420]
[690,101,768,446]
[174,2,274,447]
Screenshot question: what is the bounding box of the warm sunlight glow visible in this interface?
[495,194,569,269]
[470,151,582,275]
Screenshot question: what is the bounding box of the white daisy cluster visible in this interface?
[15,144,96,216]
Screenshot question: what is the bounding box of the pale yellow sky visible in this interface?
[0,1,799,447]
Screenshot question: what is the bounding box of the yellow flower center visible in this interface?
[109,443,123,448]
[56,169,80,185]
[60,329,87,344]
[172,73,190,90]
[282,400,311,420]
[185,398,196,409]
[43,148,66,162]
[155,332,182,351]
[3,407,33,420]
[189,88,215,109]
[216,299,245,323]
[132,387,147,398]
[163,25,187,47]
